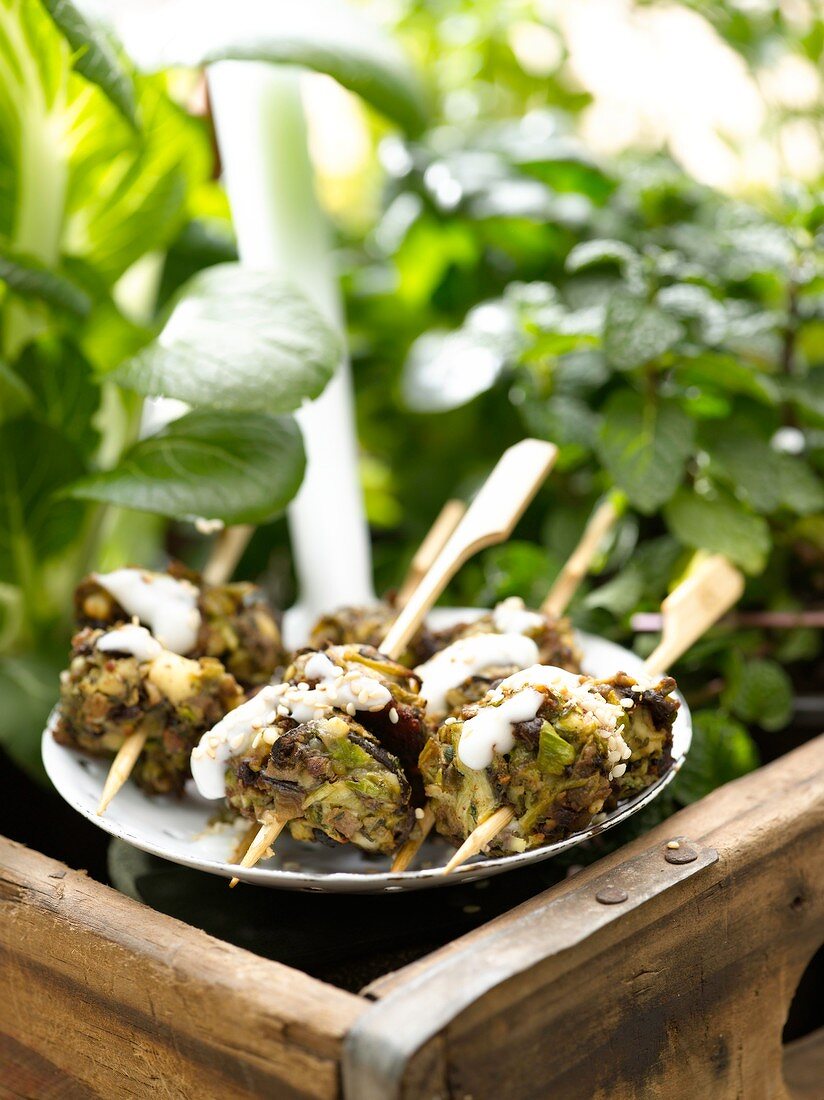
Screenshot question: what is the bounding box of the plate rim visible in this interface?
[42,624,691,893]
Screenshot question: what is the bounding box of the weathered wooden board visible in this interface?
[347,733,824,1100]
[0,837,366,1099]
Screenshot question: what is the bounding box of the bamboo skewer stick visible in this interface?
[96,727,149,816]
[381,440,558,661]
[202,524,255,586]
[392,490,618,873]
[395,500,466,609]
[442,554,745,875]
[540,496,621,619]
[229,819,287,888]
[235,440,557,879]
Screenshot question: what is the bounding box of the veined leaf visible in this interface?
[604,290,683,370]
[675,709,759,804]
[40,0,138,126]
[115,0,428,134]
[15,339,100,454]
[66,409,306,525]
[664,488,770,574]
[0,246,91,316]
[114,265,338,413]
[722,653,794,732]
[596,394,694,513]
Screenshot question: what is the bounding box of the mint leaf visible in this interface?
[597,394,693,512]
[41,0,137,126]
[675,709,759,804]
[66,410,306,525]
[603,290,683,370]
[722,654,794,731]
[707,431,824,515]
[114,265,339,414]
[664,488,770,574]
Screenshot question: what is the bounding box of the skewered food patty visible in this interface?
[55,625,243,795]
[192,645,427,851]
[226,715,414,855]
[419,665,631,855]
[309,601,435,667]
[75,562,283,687]
[428,597,582,673]
[592,672,678,803]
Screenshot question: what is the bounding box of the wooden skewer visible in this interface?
[395,500,466,609]
[96,535,246,815]
[381,440,558,662]
[442,553,745,874]
[202,524,255,586]
[387,440,558,872]
[443,806,516,874]
[540,496,621,619]
[97,727,150,815]
[229,818,287,888]
[231,822,260,864]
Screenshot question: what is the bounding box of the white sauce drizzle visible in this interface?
[96,624,162,663]
[93,569,202,655]
[491,597,544,635]
[457,664,628,773]
[190,651,393,800]
[415,633,539,716]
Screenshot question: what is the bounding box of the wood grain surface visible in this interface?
[348,733,824,1100]
[0,837,365,1099]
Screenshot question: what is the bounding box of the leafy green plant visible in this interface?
[0,0,419,770]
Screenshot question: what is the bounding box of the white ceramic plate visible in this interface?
[43,612,691,893]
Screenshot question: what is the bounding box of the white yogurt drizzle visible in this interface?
[93,569,202,655]
[96,624,163,663]
[415,633,539,717]
[191,650,393,800]
[457,664,630,774]
[491,596,545,635]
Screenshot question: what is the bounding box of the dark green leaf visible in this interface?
[707,429,824,515]
[40,0,137,125]
[674,352,780,406]
[722,654,794,732]
[0,247,91,316]
[114,265,339,414]
[66,410,306,525]
[603,290,683,370]
[15,340,100,454]
[0,362,32,423]
[664,488,770,574]
[0,653,63,779]
[0,419,87,576]
[675,709,759,804]
[597,394,694,513]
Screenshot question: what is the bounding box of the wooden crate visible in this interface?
[2,734,823,1099]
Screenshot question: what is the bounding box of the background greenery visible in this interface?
[1,0,822,816]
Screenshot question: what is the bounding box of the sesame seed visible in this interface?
[667,840,680,850]
[389,707,399,724]
[346,702,356,716]
[414,807,425,820]
[612,763,627,778]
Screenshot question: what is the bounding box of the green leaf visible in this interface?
[664,488,770,574]
[114,265,339,414]
[722,653,794,732]
[66,409,306,525]
[0,362,32,423]
[674,352,780,406]
[707,428,824,515]
[603,291,683,370]
[0,247,91,316]
[124,0,428,134]
[675,709,759,804]
[40,0,137,125]
[596,394,694,513]
[0,419,87,577]
[565,239,641,277]
[0,652,63,779]
[15,340,100,454]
